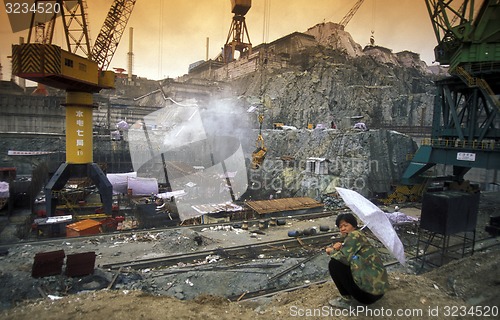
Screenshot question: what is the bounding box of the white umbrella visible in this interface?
[336,187,406,265]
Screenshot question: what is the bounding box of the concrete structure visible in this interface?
[0,91,65,135]
[0,91,160,137]
[306,158,330,175]
[185,32,317,81]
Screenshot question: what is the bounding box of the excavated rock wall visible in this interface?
[219,23,444,199]
[245,129,417,199]
[226,22,439,133]
[230,45,436,131]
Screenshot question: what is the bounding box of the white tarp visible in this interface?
[157,190,187,199]
[336,187,406,265]
[106,172,137,194]
[385,211,419,226]
[127,177,159,196]
[192,202,243,214]
[116,120,129,130]
[34,215,73,226]
[0,181,9,198]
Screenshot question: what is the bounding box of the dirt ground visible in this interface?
[1,249,499,320]
[0,194,499,320]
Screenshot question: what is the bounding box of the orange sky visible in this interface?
[1,0,439,81]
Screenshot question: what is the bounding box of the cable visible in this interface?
[158,0,164,79]
[262,0,271,44]
[370,0,376,45]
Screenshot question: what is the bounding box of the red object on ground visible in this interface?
[66,252,96,277]
[32,250,65,278]
[35,209,46,217]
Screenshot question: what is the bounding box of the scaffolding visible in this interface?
[415,227,476,270]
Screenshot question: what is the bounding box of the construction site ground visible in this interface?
[0,192,499,320]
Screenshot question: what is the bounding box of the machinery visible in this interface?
[223,0,252,63]
[339,0,365,29]
[11,0,136,216]
[251,113,267,169]
[402,0,500,184]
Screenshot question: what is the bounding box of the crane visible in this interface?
[223,0,253,63]
[402,0,500,185]
[11,0,136,216]
[339,0,365,29]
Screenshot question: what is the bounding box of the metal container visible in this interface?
[66,252,96,277]
[231,0,251,15]
[258,219,268,229]
[32,250,65,278]
[276,219,286,226]
[420,191,480,235]
[288,230,302,237]
[242,221,249,230]
[269,218,277,226]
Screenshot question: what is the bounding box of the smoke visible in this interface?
[128,93,251,220]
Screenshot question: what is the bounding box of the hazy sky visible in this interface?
[0,0,439,81]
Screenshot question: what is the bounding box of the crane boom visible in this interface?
[425,0,500,69]
[92,0,137,71]
[60,0,92,57]
[339,0,365,28]
[26,0,92,57]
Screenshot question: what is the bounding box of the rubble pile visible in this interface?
[0,215,344,310]
[320,194,345,210]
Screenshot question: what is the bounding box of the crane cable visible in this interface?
[262,0,271,44]
[158,0,164,79]
[370,0,376,45]
[255,113,265,153]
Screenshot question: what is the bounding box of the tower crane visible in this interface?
[11,0,137,216]
[402,0,500,184]
[223,0,252,63]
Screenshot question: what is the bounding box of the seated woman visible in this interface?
[325,213,388,308]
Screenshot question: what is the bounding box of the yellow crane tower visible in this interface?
[11,0,136,216]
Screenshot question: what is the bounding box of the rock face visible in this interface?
[220,22,445,198]
[230,47,437,133]
[245,128,417,198]
[247,22,440,129]
[305,22,364,58]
